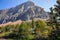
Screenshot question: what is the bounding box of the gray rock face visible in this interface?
[0,1,49,24]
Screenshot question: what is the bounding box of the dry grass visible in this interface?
[0,20,22,27]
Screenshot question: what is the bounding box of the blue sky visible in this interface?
[0,0,56,11]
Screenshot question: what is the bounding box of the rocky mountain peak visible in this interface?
[0,1,49,24]
[22,1,34,6]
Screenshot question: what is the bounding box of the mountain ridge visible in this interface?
[0,1,49,24]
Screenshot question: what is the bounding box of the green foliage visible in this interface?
[17,21,34,40]
[35,20,49,32]
[31,18,36,28]
[48,30,60,40]
[35,20,50,38]
[0,20,50,39]
[48,1,60,40]
[0,27,3,33]
[49,7,57,30]
[0,32,11,37]
[4,25,11,32]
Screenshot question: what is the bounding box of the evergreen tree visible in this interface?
[49,7,54,29]
[54,0,60,30]
[49,7,59,30]
[48,0,60,40]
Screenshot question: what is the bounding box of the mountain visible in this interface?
[0,1,49,24]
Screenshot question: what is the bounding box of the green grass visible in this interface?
[0,32,11,37]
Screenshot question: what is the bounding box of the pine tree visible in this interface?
[49,7,56,30]
[54,0,60,30]
[48,0,60,40]
[54,0,60,16]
